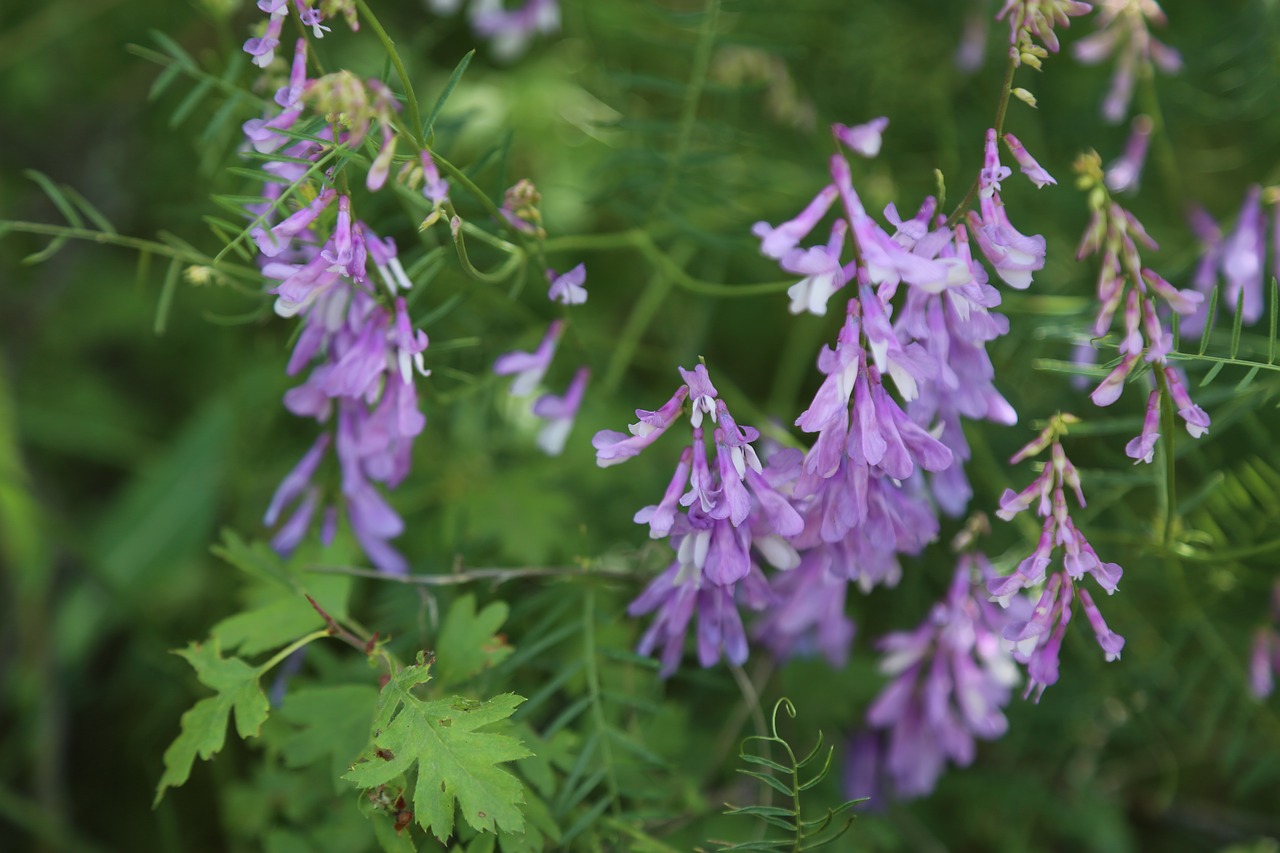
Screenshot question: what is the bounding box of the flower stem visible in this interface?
[257,629,329,675]
[354,0,425,147]
[1153,365,1179,545]
[945,49,1019,228]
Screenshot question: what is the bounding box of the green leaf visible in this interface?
[278,685,379,791]
[154,640,270,805]
[424,50,475,139]
[434,594,513,689]
[211,571,351,656]
[343,654,532,841]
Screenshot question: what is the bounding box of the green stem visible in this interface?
[442,202,523,283]
[1,222,261,282]
[354,0,425,147]
[945,49,1019,228]
[648,0,720,220]
[257,629,328,675]
[582,587,623,817]
[1153,365,1178,545]
[603,244,686,393]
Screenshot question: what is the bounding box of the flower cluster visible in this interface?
[427,0,560,61]
[238,14,440,574]
[608,118,1057,676]
[998,0,1092,60]
[851,552,1027,800]
[1186,185,1279,336]
[1075,150,1210,458]
[594,364,803,676]
[989,415,1125,701]
[1073,0,1182,123]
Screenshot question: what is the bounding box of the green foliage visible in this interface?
[343,652,532,842]
[154,639,277,805]
[713,698,860,852]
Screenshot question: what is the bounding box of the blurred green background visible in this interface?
[3,0,1280,850]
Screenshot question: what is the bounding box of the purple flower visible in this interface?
[1250,627,1276,700]
[1125,389,1161,464]
[1163,366,1211,438]
[252,188,337,258]
[990,419,1126,698]
[592,385,688,467]
[1073,0,1182,123]
[244,9,285,68]
[1002,132,1056,189]
[1221,185,1266,326]
[494,319,565,396]
[862,553,1023,798]
[547,263,588,305]
[1105,115,1153,193]
[782,221,847,316]
[752,184,839,260]
[531,366,589,455]
[265,433,332,528]
[275,39,310,107]
[833,117,889,158]
[470,0,560,61]
[420,151,451,208]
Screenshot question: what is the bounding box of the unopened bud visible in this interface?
[1020,52,1043,70]
[1012,88,1038,108]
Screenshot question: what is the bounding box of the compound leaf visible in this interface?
[343,654,532,841]
[154,640,270,805]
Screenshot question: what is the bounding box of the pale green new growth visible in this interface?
[343,653,532,842]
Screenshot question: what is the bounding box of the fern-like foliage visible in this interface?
[709,698,860,852]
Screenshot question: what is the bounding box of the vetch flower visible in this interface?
[988,416,1126,701]
[752,184,839,260]
[547,263,588,305]
[833,117,889,158]
[1124,389,1161,463]
[494,319,565,396]
[1002,133,1057,189]
[531,366,589,455]
[1105,115,1153,193]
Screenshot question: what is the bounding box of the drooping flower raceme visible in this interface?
[989,415,1125,702]
[595,364,804,676]
[857,552,1028,800]
[238,14,438,575]
[1073,0,1182,123]
[1074,150,1210,453]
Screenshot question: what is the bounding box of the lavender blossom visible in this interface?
[990,417,1125,701]
[531,367,589,455]
[1073,0,1182,123]
[968,130,1047,289]
[861,553,1025,798]
[833,117,889,158]
[547,263,588,305]
[493,319,565,396]
[1105,115,1153,193]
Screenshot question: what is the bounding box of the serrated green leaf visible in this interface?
[154,640,270,805]
[434,594,513,689]
[278,684,378,791]
[343,655,531,841]
[497,790,561,853]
